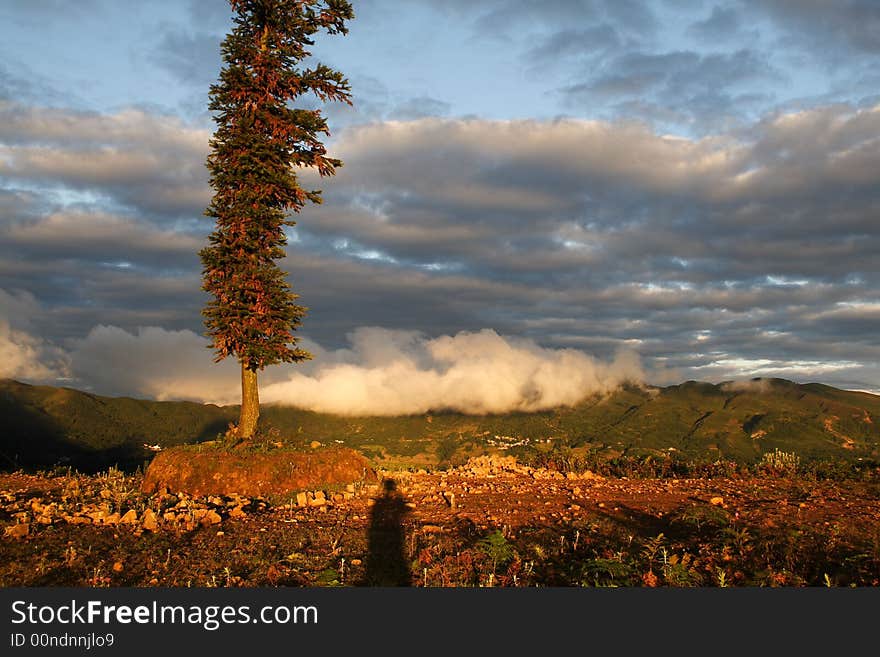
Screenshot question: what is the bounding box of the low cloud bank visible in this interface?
[63,325,643,415]
[260,327,644,415]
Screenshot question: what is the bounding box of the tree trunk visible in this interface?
[239,363,259,439]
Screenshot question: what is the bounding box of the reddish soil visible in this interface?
[2,459,879,587]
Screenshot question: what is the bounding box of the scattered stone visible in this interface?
[710,496,724,506]
[120,509,139,525]
[229,506,247,519]
[296,492,309,507]
[112,561,124,573]
[142,509,158,532]
[4,523,29,539]
[310,441,322,449]
[88,510,107,523]
[201,510,222,526]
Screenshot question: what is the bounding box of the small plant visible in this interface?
[758,449,800,476]
[478,530,514,573]
[581,558,635,587]
[436,436,458,465]
[661,552,702,587]
[641,533,666,566]
[672,504,731,533]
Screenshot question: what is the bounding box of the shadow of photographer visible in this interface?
[362,478,411,586]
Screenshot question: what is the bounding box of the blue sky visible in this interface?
[4,1,874,130]
[1,0,880,412]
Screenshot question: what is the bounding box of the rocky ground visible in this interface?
[2,455,879,587]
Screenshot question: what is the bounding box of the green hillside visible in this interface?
[0,379,233,471]
[2,377,879,472]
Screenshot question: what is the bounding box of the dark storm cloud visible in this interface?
[687,5,745,42]
[750,0,880,55]
[0,0,105,26]
[297,109,880,384]
[558,48,779,132]
[459,0,657,40]
[0,102,211,219]
[525,24,622,66]
[152,29,223,88]
[185,0,233,31]
[1,96,879,391]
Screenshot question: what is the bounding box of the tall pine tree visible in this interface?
[200,0,353,440]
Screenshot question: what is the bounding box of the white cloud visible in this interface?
[69,325,238,403]
[66,324,644,415]
[0,288,69,381]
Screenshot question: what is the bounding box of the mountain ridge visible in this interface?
[2,376,879,472]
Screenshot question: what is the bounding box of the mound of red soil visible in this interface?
[141,445,376,497]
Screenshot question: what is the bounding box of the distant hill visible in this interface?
[0,379,233,472]
[2,377,879,472]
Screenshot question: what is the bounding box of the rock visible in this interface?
[350,559,362,566]
[710,496,724,506]
[310,440,322,449]
[103,512,121,526]
[88,510,107,523]
[140,446,378,498]
[120,510,139,525]
[229,506,247,519]
[142,508,158,532]
[201,510,222,526]
[295,492,308,507]
[422,524,443,534]
[4,523,29,539]
[112,561,124,573]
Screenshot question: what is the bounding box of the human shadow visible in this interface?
[362,478,411,586]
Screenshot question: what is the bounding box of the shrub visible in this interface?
[758,449,800,476]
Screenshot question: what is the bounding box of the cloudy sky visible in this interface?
[1,0,879,412]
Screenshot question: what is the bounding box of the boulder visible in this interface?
[141,446,377,498]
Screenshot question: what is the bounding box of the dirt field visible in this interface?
[2,456,879,587]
